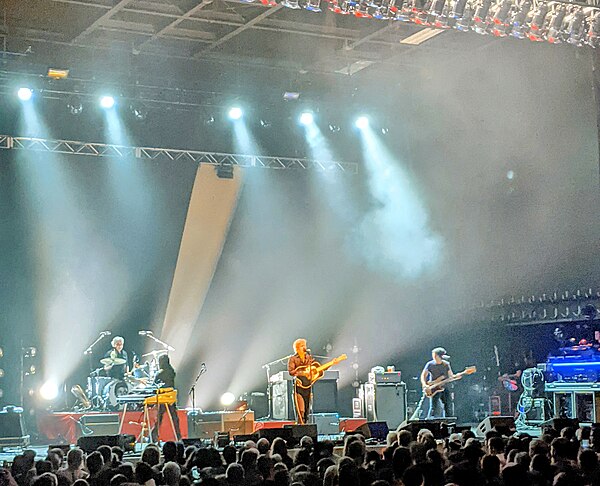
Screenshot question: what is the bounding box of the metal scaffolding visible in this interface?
[0,135,359,174]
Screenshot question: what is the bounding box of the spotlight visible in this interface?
[305,0,322,11]
[0,347,3,358]
[0,369,4,378]
[216,162,234,179]
[282,0,301,8]
[0,389,3,399]
[546,5,567,43]
[355,116,369,129]
[228,106,243,120]
[454,3,474,31]
[299,111,314,125]
[67,96,83,115]
[220,392,236,406]
[17,87,33,101]
[204,115,215,126]
[328,124,341,133]
[260,119,272,128]
[490,0,513,36]
[509,0,532,39]
[472,0,492,34]
[40,381,59,401]
[528,3,549,41]
[381,127,389,135]
[588,12,600,48]
[373,0,397,20]
[129,103,148,121]
[564,9,586,46]
[100,95,115,109]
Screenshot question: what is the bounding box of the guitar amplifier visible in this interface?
[271,380,339,420]
[369,372,403,384]
[364,382,407,429]
[0,407,30,448]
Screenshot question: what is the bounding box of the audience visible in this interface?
[5,423,600,486]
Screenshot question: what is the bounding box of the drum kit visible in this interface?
[82,350,168,411]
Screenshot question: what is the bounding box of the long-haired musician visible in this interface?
[287,338,313,425]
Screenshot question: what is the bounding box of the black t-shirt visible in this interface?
[156,365,176,389]
[423,360,450,382]
[104,349,128,379]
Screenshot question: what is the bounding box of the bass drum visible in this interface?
[102,380,132,409]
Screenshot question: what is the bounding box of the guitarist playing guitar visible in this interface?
[287,338,347,425]
[410,347,477,420]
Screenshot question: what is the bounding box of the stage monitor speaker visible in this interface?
[0,408,27,438]
[399,420,451,440]
[550,418,580,432]
[364,383,407,430]
[284,424,318,444]
[257,427,294,444]
[351,422,389,441]
[80,414,119,436]
[76,434,135,453]
[476,416,516,437]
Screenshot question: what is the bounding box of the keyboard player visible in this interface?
[151,354,182,441]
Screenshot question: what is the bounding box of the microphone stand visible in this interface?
[142,332,175,352]
[189,363,207,412]
[83,332,109,372]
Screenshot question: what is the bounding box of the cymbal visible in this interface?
[142,349,167,358]
[101,357,127,366]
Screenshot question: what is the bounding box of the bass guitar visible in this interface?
[295,354,347,389]
[424,366,477,397]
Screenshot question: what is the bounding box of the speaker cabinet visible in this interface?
[80,414,120,436]
[399,419,451,440]
[76,434,135,453]
[272,380,339,420]
[0,409,27,438]
[187,411,255,439]
[364,383,407,429]
[476,416,516,437]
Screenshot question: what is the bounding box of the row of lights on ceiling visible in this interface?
[247,0,600,47]
[16,88,375,130]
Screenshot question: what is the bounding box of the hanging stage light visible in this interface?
[67,95,83,115]
[299,111,314,125]
[17,87,33,101]
[564,9,586,46]
[354,0,373,17]
[305,0,322,11]
[509,0,532,39]
[282,0,301,8]
[429,0,451,28]
[472,0,493,34]
[454,2,474,31]
[100,95,115,109]
[372,0,397,20]
[587,11,600,47]
[413,0,434,24]
[228,106,243,120]
[355,116,369,129]
[527,2,549,41]
[546,5,567,43]
[490,0,513,36]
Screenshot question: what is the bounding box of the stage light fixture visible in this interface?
[490,0,512,36]
[454,3,474,30]
[329,124,341,133]
[216,162,234,179]
[0,347,3,358]
[509,0,532,39]
[0,369,4,378]
[100,95,115,109]
[299,111,314,125]
[373,0,397,20]
[354,0,373,17]
[221,392,236,406]
[282,0,301,8]
[355,116,369,129]
[0,389,3,399]
[588,12,600,47]
[305,0,322,11]
[472,0,492,34]
[564,9,586,46]
[528,3,549,41]
[228,106,243,120]
[130,102,148,121]
[260,119,272,128]
[67,96,83,115]
[546,5,567,43]
[17,87,33,101]
[40,381,59,401]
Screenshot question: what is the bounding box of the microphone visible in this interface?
[306,349,312,355]
[139,330,151,335]
[101,331,111,336]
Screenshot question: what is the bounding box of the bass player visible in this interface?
[288,338,313,425]
[411,347,460,420]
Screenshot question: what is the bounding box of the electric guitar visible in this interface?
[424,366,477,397]
[294,354,347,389]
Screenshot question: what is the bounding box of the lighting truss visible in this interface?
[466,288,600,327]
[0,135,358,174]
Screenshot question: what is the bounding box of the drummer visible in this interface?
[103,336,129,379]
